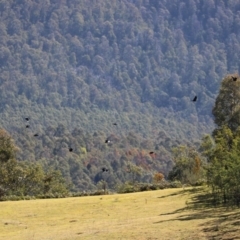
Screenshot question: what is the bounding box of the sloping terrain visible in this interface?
[0,0,240,189]
[1,188,240,240]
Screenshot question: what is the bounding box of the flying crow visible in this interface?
[102,167,109,172]
[192,96,197,102]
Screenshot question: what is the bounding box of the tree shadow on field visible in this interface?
[157,187,201,199]
[154,187,240,239]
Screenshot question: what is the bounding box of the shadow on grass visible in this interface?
[154,187,240,239]
[200,211,240,240]
[157,187,202,199]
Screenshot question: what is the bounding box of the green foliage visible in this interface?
[43,169,69,195]
[0,1,239,194]
[96,180,108,194]
[126,162,142,183]
[8,123,173,192]
[1,0,238,143]
[212,75,240,131]
[117,181,182,194]
[0,158,68,199]
[0,129,17,163]
[199,135,215,161]
[0,129,68,199]
[204,126,240,205]
[168,145,205,185]
[204,75,240,205]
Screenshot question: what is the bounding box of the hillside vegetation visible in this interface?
[0,0,240,190]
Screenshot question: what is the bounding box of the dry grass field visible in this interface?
[1,187,240,240]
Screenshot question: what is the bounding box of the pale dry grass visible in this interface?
[0,187,240,240]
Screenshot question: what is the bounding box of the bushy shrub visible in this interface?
[90,190,109,196]
[117,180,187,194]
[117,182,136,193]
[169,180,183,188]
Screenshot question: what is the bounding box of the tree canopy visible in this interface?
[212,75,240,131]
[203,75,240,205]
[0,129,68,199]
[0,0,240,192]
[0,129,17,163]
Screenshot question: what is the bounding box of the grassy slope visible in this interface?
[1,188,240,240]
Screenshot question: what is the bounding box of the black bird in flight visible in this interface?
[34,133,39,137]
[105,139,111,143]
[232,76,237,81]
[102,167,109,172]
[69,148,73,152]
[192,96,197,102]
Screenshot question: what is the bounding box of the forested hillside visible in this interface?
[0,0,239,191]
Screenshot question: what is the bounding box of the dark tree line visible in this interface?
[0,1,240,194]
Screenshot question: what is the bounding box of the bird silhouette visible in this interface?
[232,76,237,81]
[25,117,30,121]
[102,167,109,172]
[192,96,197,102]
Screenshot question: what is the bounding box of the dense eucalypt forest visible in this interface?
[0,0,240,195]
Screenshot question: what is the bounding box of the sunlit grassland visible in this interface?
[1,187,240,240]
